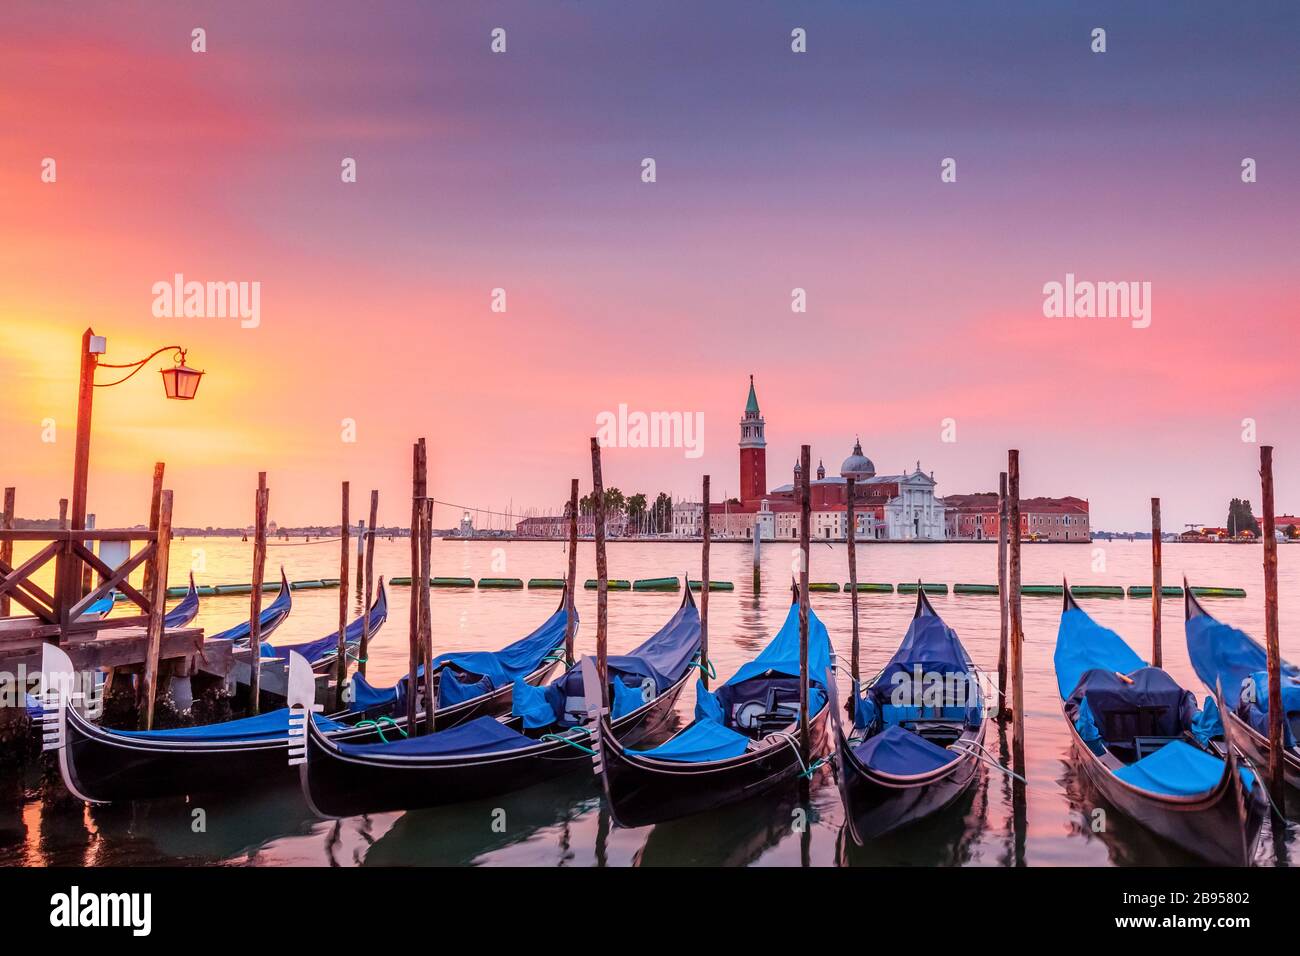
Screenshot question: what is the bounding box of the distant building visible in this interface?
[944,494,1090,542]
[458,512,475,537]
[515,513,628,537]
[685,377,947,540]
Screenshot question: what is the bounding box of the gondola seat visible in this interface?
[1064,667,1197,762]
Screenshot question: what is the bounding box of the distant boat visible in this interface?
[1054,584,1266,866]
[1185,583,1300,792]
[210,569,292,644]
[827,588,993,843]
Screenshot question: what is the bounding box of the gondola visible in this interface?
[1054,584,1266,865]
[590,585,832,828]
[260,577,388,676]
[1185,582,1300,791]
[827,588,992,843]
[162,573,200,629]
[290,584,702,819]
[38,585,573,804]
[212,568,293,643]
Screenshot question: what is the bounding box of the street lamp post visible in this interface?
[58,327,203,620]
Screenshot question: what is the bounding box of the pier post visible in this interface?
[359,490,378,677]
[66,329,97,612]
[1259,446,1285,810]
[751,520,761,593]
[407,443,421,732]
[141,464,164,602]
[564,478,579,664]
[335,481,350,710]
[845,475,859,684]
[1007,451,1025,773]
[701,475,710,690]
[140,489,173,730]
[590,438,609,708]
[247,473,268,716]
[797,445,811,769]
[0,487,13,617]
[996,472,1009,722]
[1150,497,1162,668]
[419,493,435,730]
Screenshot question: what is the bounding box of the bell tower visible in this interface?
[739,375,767,504]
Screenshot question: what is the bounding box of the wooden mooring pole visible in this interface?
[1007,451,1025,772]
[358,490,378,678]
[1259,446,1285,810]
[797,444,811,769]
[419,493,435,730]
[700,474,711,691]
[139,489,173,730]
[247,473,268,715]
[406,443,421,731]
[996,472,1009,722]
[846,474,859,685]
[0,486,14,617]
[590,438,609,708]
[335,481,350,710]
[141,464,164,602]
[564,478,579,664]
[1151,497,1162,668]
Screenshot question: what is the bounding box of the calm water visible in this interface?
[6,537,1298,866]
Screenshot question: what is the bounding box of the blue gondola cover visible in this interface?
[629,717,751,763]
[852,723,958,776]
[726,602,832,690]
[1054,606,1146,701]
[1113,739,1249,796]
[332,715,532,757]
[1191,695,1223,746]
[117,708,345,741]
[1185,609,1298,710]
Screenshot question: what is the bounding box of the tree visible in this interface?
[603,488,626,517]
[652,492,673,533]
[1226,498,1261,537]
[626,493,648,527]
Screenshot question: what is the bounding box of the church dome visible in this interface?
[840,439,875,480]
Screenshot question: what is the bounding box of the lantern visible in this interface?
[161,351,204,400]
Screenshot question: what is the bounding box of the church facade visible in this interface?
[677,377,949,541]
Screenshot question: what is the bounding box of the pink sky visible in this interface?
[1,2,1297,530]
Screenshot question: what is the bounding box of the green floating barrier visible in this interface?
[389,576,412,585]
[431,577,475,588]
[196,586,218,596]
[1022,585,1064,596]
[843,582,894,593]
[527,578,567,589]
[585,579,632,590]
[320,578,340,587]
[633,577,681,591]
[1190,586,1247,598]
[113,591,129,601]
[1071,585,1125,598]
[954,583,998,595]
[688,580,735,591]
[1127,586,1184,598]
[215,584,252,595]
[261,581,280,592]
[897,583,949,594]
[809,582,841,592]
[165,586,188,598]
[478,577,524,589]
[291,580,325,590]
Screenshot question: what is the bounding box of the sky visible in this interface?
[1,1,1297,531]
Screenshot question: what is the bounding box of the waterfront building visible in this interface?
[943,493,1090,542]
[515,513,628,537]
[697,378,947,540]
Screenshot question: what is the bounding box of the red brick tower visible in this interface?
[739,375,767,504]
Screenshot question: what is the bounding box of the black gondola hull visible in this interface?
[594,703,831,828]
[834,720,986,844]
[1063,710,1266,867]
[55,660,559,803]
[1214,711,1300,792]
[300,672,689,818]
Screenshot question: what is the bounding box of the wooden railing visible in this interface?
[0,529,162,640]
